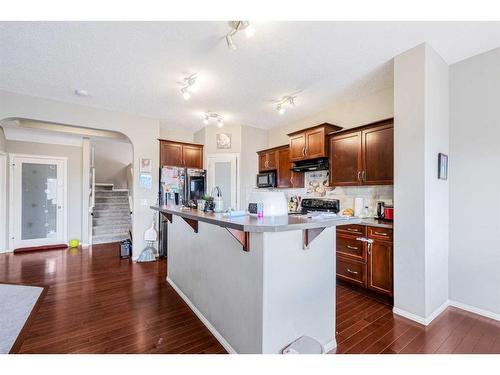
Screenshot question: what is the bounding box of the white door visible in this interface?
[207,154,239,210]
[10,155,67,249]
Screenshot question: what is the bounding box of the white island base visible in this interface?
[165,214,337,354]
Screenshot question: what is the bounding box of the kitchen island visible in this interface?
[151,205,359,354]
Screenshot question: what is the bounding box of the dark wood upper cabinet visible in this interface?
[258,145,304,188]
[159,140,204,169]
[288,123,342,162]
[258,148,278,172]
[289,133,307,161]
[330,118,393,186]
[276,146,304,188]
[367,239,393,297]
[182,144,204,169]
[330,131,362,186]
[362,123,394,185]
[160,141,183,167]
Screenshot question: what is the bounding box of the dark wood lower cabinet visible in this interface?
[367,239,393,296]
[336,225,393,298]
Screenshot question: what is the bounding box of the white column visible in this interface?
[393,43,450,324]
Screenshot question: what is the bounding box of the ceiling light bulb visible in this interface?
[245,24,256,38]
[203,117,209,125]
[217,119,224,127]
[182,90,191,100]
[278,105,285,115]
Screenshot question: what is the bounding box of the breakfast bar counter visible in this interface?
[151,205,356,354]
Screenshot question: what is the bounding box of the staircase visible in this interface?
[92,184,132,245]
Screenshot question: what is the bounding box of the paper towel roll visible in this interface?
[354,197,364,217]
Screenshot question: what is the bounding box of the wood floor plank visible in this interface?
[1,243,499,354]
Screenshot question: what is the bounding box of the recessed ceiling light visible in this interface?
[74,89,89,97]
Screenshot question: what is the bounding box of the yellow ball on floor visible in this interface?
[69,239,80,248]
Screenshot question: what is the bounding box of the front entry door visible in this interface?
[10,155,67,249]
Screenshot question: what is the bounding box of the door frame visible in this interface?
[0,152,7,253]
[206,153,240,210]
[8,153,68,250]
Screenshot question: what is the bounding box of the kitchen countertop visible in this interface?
[359,218,393,229]
[151,205,361,233]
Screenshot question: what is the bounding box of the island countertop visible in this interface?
[151,205,361,233]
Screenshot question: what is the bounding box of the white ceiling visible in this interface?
[1,21,499,130]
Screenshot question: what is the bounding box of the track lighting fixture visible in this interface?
[203,112,224,127]
[180,73,198,100]
[275,93,298,115]
[226,21,256,50]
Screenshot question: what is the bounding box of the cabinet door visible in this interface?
[367,240,393,296]
[266,150,278,170]
[160,141,183,167]
[182,145,203,169]
[305,128,326,159]
[277,148,292,187]
[258,153,268,172]
[289,134,306,161]
[362,123,393,185]
[330,131,362,186]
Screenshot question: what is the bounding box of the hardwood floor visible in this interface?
[0,243,225,354]
[0,243,498,354]
[333,284,500,354]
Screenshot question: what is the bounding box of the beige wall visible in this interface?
[159,123,195,143]
[6,140,83,243]
[92,139,133,189]
[267,86,394,148]
[0,89,159,258]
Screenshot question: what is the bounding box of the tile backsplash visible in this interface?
[257,185,393,217]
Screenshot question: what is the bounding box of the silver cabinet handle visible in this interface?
[374,231,388,236]
[357,171,361,181]
[346,245,359,250]
[346,228,359,232]
[302,147,306,156]
[347,269,359,275]
[367,243,372,255]
[362,170,366,181]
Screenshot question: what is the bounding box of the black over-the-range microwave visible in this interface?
[256,171,276,188]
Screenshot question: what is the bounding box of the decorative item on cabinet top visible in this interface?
[159,139,204,169]
[287,123,343,162]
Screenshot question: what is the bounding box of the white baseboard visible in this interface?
[393,307,427,325]
[449,300,500,322]
[323,339,337,353]
[393,300,450,326]
[167,277,237,354]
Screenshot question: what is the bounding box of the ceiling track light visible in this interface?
[226,21,255,50]
[180,73,198,100]
[275,93,299,115]
[203,112,224,127]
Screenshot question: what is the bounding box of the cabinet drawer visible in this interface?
[336,257,366,287]
[337,224,366,236]
[336,235,365,261]
[367,226,393,241]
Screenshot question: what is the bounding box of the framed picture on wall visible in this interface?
[140,158,152,173]
[216,133,232,149]
[438,153,448,180]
